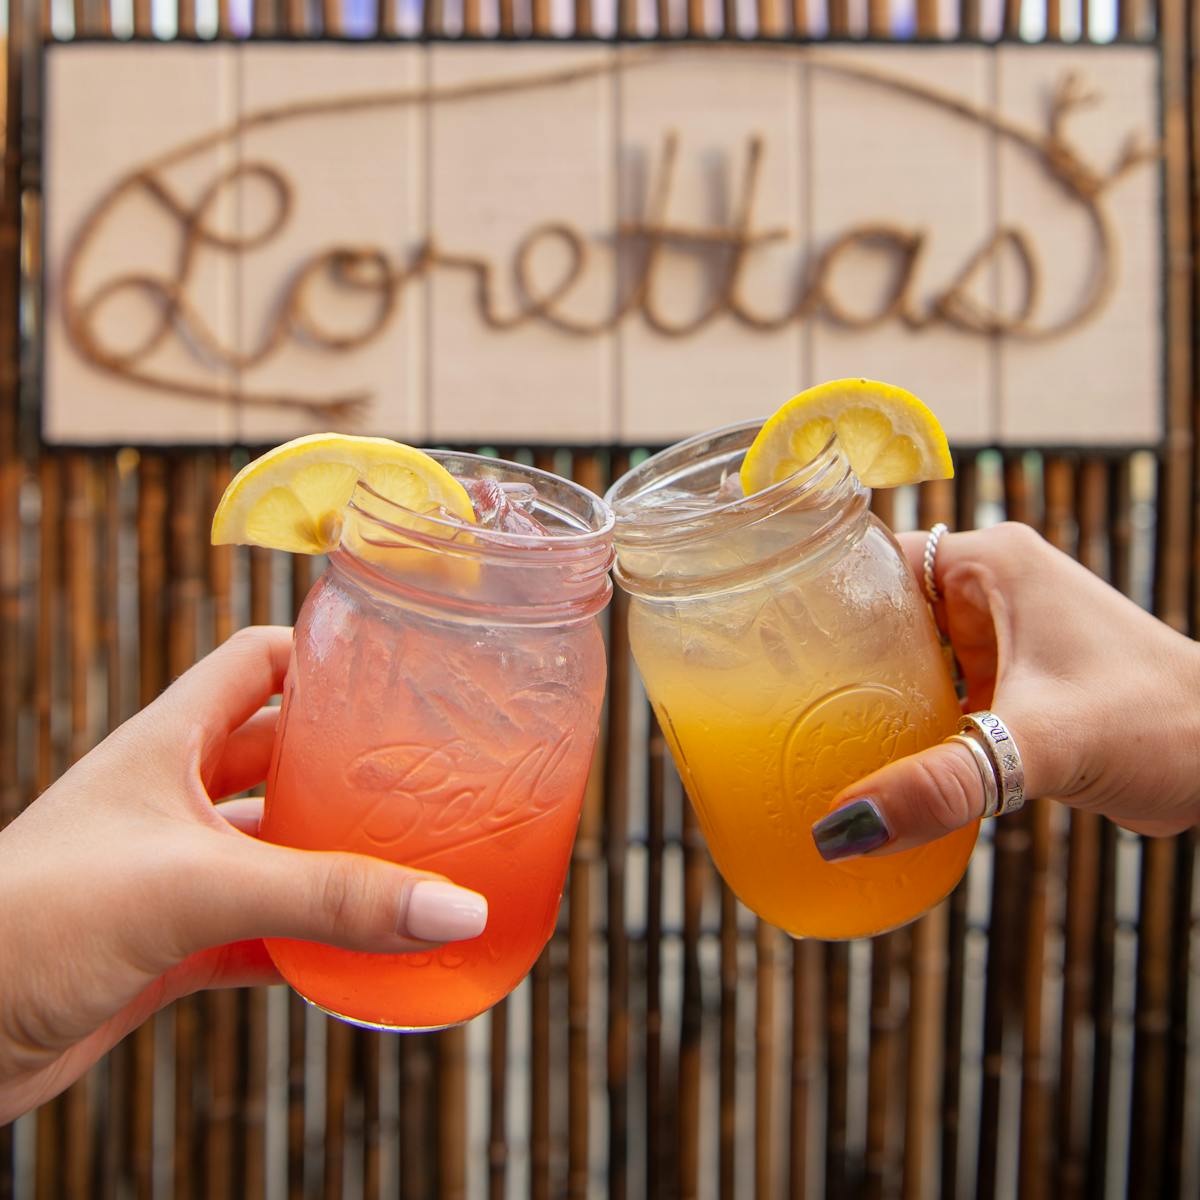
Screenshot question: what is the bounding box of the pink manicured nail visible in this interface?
[403,881,488,942]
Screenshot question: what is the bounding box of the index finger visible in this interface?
[157,625,294,737]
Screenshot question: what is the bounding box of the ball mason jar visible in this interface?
[606,423,977,939]
[262,453,613,1029]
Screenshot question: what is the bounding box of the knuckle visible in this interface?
[319,859,371,940]
[908,754,977,836]
[992,520,1046,557]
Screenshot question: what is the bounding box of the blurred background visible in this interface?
[0,0,1197,1197]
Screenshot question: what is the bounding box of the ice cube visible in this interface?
[461,478,549,535]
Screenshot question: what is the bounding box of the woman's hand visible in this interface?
[0,626,487,1124]
[812,521,1200,861]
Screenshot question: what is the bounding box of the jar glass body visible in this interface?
[261,454,612,1030]
[608,424,977,939]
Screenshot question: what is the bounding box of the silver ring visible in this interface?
[947,733,1001,819]
[957,711,1026,817]
[922,523,949,605]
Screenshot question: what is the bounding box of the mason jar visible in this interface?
[606,422,976,939]
[262,453,613,1029]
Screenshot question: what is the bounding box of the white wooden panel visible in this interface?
[618,49,805,443]
[43,44,237,443]
[996,45,1161,444]
[237,45,425,444]
[427,44,616,444]
[809,46,994,445]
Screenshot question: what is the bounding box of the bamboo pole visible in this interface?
[64,452,99,1197]
[399,1033,436,1198]
[437,1028,467,1200]
[791,0,808,37]
[576,0,593,37]
[568,450,607,1200]
[719,885,738,1200]
[939,878,969,1200]
[1163,829,1196,1197]
[487,999,508,1200]
[757,0,783,37]
[827,0,849,37]
[170,454,204,1200]
[959,0,979,39]
[824,942,850,1198]
[916,0,937,36]
[605,447,632,1200]
[788,939,822,1200]
[865,929,906,1200]
[645,710,666,1200]
[34,456,62,1200]
[1055,459,1107,1200]
[530,446,558,1200]
[1003,0,1021,37]
[360,1031,382,1200]
[325,1018,352,1200]
[179,0,196,37]
[134,454,169,1200]
[754,922,779,1200]
[245,544,273,1200]
[867,0,889,37]
[1046,0,1061,39]
[905,905,949,1200]
[678,800,705,1200]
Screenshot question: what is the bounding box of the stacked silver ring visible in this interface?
[954,711,1026,818]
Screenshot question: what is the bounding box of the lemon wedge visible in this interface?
[740,379,954,493]
[211,433,475,554]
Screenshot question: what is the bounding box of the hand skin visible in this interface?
[0,626,488,1125]
[813,521,1200,860]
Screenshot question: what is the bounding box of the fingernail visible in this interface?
[403,882,488,942]
[812,798,891,862]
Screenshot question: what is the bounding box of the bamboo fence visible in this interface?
[1,0,1198,1197]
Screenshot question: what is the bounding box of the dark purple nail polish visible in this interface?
[812,798,891,862]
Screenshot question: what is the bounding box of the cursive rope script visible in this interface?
[59,44,1159,420]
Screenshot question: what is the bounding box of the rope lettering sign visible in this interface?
[42,42,1163,446]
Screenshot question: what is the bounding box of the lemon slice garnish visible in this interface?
[211,433,475,554]
[740,379,954,493]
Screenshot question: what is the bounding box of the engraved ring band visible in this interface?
[952,711,1027,819]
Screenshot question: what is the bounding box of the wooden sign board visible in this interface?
[42,41,1162,448]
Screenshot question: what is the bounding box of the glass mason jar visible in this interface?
[606,422,977,940]
[261,453,614,1030]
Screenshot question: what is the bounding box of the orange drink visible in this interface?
[607,423,976,939]
[260,454,613,1029]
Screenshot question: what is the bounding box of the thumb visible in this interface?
[179,834,489,954]
[811,710,1046,860]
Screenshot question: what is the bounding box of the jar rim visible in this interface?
[345,449,615,560]
[604,420,851,546]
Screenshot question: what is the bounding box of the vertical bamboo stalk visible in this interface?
[179,0,197,36]
[34,457,62,1200]
[791,0,808,37]
[205,457,239,1200]
[360,1031,382,1200]
[1003,0,1021,37]
[789,939,822,1200]
[576,0,593,36]
[824,942,850,1198]
[529,449,557,1200]
[869,487,895,531]
[827,0,849,36]
[438,1029,467,1199]
[940,878,970,1200]
[170,455,204,1200]
[1127,836,1178,1197]
[755,923,779,1200]
[1018,457,1075,1200]
[618,0,638,36]
[1163,830,1195,1197]
[719,886,738,1200]
[286,0,308,35]
[1118,0,1143,40]
[498,0,515,36]
[954,455,979,532]
[1055,459,1107,1200]
[134,454,168,1200]
[399,1034,436,1198]
[568,451,606,1200]
[1046,0,1061,39]
[865,929,906,1200]
[606,448,632,1200]
[256,0,279,35]
[645,710,666,1200]
[1085,816,1118,1197]
[244,545,273,1200]
[905,905,949,1200]
[63,453,99,1198]
[959,0,980,39]
[325,1018,352,1200]
[915,0,937,36]
[687,0,706,36]
[977,457,1038,1200]
[867,0,889,36]
[488,1000,508,1200]
[757,0,783,36]
[678,800,705,1200]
